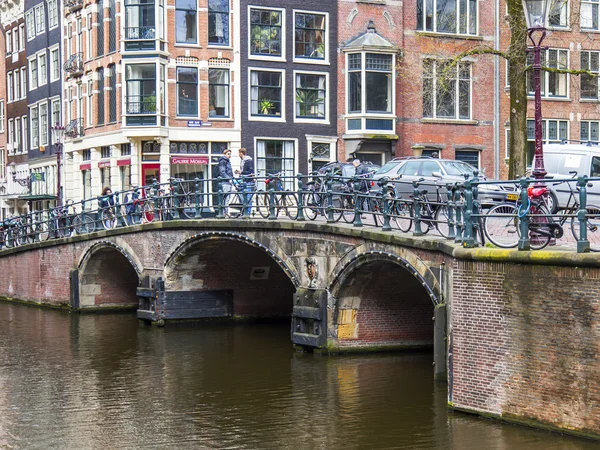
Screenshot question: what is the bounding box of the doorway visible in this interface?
[142,164,160,187]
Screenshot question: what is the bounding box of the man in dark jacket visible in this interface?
[236,148,255,215]
[217,149,233,213]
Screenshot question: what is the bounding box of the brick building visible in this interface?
[0,13,6,218]
[1,0,29,216]
[62,0,241,204]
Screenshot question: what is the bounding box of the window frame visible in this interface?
[526,48,569,99]
[176,66,199,117]
[526,118,569,166]
[29,56,38,90]
[581,0,600,30]
[208,0,230,47]
[50,47,60,83]
[248,67,285,123]
[34,4,46,35]
[30,105,39,150]
[293,70,328,124]
[6,31,12,56]
[422,58,472,121]
[39,102,48,147]
[0,100,4,133]
[19,24,25,50]
[48,0,59,29]
[248,5,286,62]
[416,0,478,36]
[293,9,329,65]
[38,52,48,87]
[580,120,600,144]
[208,67,231,119]
[7,72,13,103]
[548,0,569,29]
[454,149,480,169]
[254,138,298,190]
[26,11,35,41]
[175,0,198,45]
[580,50,599,100]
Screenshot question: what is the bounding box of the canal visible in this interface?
[0,302,596,450]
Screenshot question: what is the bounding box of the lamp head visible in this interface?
[522,0,553,29]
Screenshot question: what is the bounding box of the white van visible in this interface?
[543,142,600,210]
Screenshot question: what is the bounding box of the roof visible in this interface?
[342,20,399,53]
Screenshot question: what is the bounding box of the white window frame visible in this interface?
[527,48,569,99]
[48,0,58,29]
[6,31,12,56]
[22,116,28,152]
[39,102,49,147]
[254,137,298,190]
[13,70,20,101]
[549,0,569,29]
[580,121,600,143]
[20,67,27,98]
[247,6,286,63]
[26,11,35,41]
[29,56,38,90]
[8,119,14,148]
[51,98,61,128]
[34,4,45,35]
[416,0,479,36]
[14,118,21,152]
[580,50,599,100]
[581,0,600,30]
[50,47,60,82]
[306,134,337,173]
[30,106,39,149]
[38,52,48,87]
[526,118,569,165]
[19,24,25,50]
[422,58,472,121]
[86,12,93,60]
[0,100,4,133]
[7,72,13,103]
[248,67,286,123]
[293,70,329,124]
[86,79,93,127]
[292,10,329,65]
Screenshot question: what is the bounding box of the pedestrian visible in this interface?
[236,148,255,215]
[123,186,139,225]
[99,186,115,210]
[217,149,234,213]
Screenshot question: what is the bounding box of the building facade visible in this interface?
[63,0,241,204]
[25,0,62,210]
[0,12,6,219]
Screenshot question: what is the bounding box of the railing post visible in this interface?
[80,199,87,231]
[171,178,180,220]
[114,191,126,227]
[454,184,463,243]
[353,177,363,227]
[462,179,476,248]
[216,177,225,219]
[381,181,391,232]
[194,177,202,218]
[296,173,305,221]
[151,180,159,222]
[576,175,590,253]
[268,177,276,220]
[471,173,481,246]
[446,184,456,240]
[326,175,335,223]
[517,177,531,251]
[95,197,103,228]
[412,180,424,236]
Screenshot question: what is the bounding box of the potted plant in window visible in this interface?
[259,99,274,115]
[143,95,156,113]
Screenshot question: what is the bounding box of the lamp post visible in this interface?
[522,0,553,181]
[52,124,65,207]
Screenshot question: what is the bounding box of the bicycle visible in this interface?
[99,196,117,230]
[483,172,600,250]
[256,172,298,220]
[304,172,343,222]
[168,178,197,219]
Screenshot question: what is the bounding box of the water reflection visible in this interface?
[0,302,596,450]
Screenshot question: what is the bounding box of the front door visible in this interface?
[142,164,160,188]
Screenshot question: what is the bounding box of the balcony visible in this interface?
[124,26,156,51]
[125,96,159,126]
[63,53,84,78]
[65,118,84,139]
[64,0,83,13]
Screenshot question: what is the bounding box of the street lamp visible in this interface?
[522,0,553,180]
[52,124,65,206]
[8,161,31,188]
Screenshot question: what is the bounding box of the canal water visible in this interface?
[0,302,596,450]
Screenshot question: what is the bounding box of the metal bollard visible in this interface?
[446,184,456,240]
[268,177,276,220]
[462,179,476,248]
[412,180,423,236]
[353,177,363,227]
[381,181,391,232]
[576,175,590,253]
[296,173,305,221]
[517,177,531,251]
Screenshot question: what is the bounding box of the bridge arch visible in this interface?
[328,248,439,350]
[77,240,142,308]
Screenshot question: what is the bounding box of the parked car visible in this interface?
[543,142,600,211]
[313,161,381,192]
[371,157,517,207]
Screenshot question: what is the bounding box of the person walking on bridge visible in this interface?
[217,149,234,214]
[236,148,255,215]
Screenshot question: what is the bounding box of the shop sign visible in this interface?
[80,163,92,171]
[187,120,202,127]
[31,173,45,182]
[117,158,131,166]
[171,156,209,165]
[98,161,111,168]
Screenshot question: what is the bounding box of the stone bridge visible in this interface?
[1,219,600,440]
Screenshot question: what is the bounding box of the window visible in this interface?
[108,0,117,52]
[176,0,197,44]
[581,121,600,143]
[295,73,326,120]
[82,169,92,200]
[26,11,35,41]
[82,149,91,160]
[348,53,394,114]
[31,106,39,149]
[14,118,21,152]
[108,65,117,122]
[101,145,111,158]
[20,68,27,96]
[52,99,60,129]
[250,7,282,57]
[125,64,157,114]
[208,0,229,46]
[417,0,477,35]
[86,13,93,58]
[14,70,20,100]
[8,120,13,148]
[176,67,198,116]
[549,0,568,27]
[0,101,4,133]
[12,28,18,54]
[97,0,104,56]
[19,24,25,50]
[250,70,283,118]
[77,17,83,53]
[51,48,60,82]
[22,116,28,152]
[309,142,332,172]
[86,80,93,127]
[581,0,600,29]
[0,147,5,180]
[7,72,13,102]
[527,49,568,97]
[6,31,12,55]
[581,51,599,100]
[294,12,326,60]
[39,53,47,87]
[35,4,45,35]
[423,59,471,120]
[455,150,479,168]
[526,119,568,165]
[121,143,132,156]
[48,0,58,28]
[40,104,48,146]
[30,58,38,90]
[256,140,295,189]
[97,69,105,125]
[208,69,229,118]
[124,0,156,41]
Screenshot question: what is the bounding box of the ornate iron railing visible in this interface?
[63,53,84,76]
[64,0,83,13]
[65,118,84,139]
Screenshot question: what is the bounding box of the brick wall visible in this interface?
[451,260,600,436]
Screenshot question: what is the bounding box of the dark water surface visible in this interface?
[0,302,597,450]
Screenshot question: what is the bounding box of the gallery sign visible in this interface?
[170,156,209,165]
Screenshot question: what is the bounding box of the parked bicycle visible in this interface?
[256,172,298,220]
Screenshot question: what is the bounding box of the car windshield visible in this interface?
[376,161,402,174]
[343,165,356,178]
[441,160,476,176]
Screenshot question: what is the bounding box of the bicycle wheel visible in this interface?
[280,192,298,220]
[526,204,552,250]
[102,208,117,230]
[178,194,196,219]
[227,193,244,218]
[483,203,519,248]
[322,195,343,222]
[571,205,600,251]
[366,197,383,227]
[435,206,451,238]
[37,222,50,241]
[141,201,156,223]
[256,192,271,218]
[73,214,95,234]
[304,192,319,221]
[391,200,412,233]
[339,193,355,224]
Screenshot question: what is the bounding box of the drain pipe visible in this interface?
[494,0,501,179]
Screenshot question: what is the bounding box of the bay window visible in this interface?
[125,0,156,50]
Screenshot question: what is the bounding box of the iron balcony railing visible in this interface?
[63,53,84,77]
[64,0,83,13]
[65,118,84,139]
[126,96,157,115]
[125,26,156,40]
